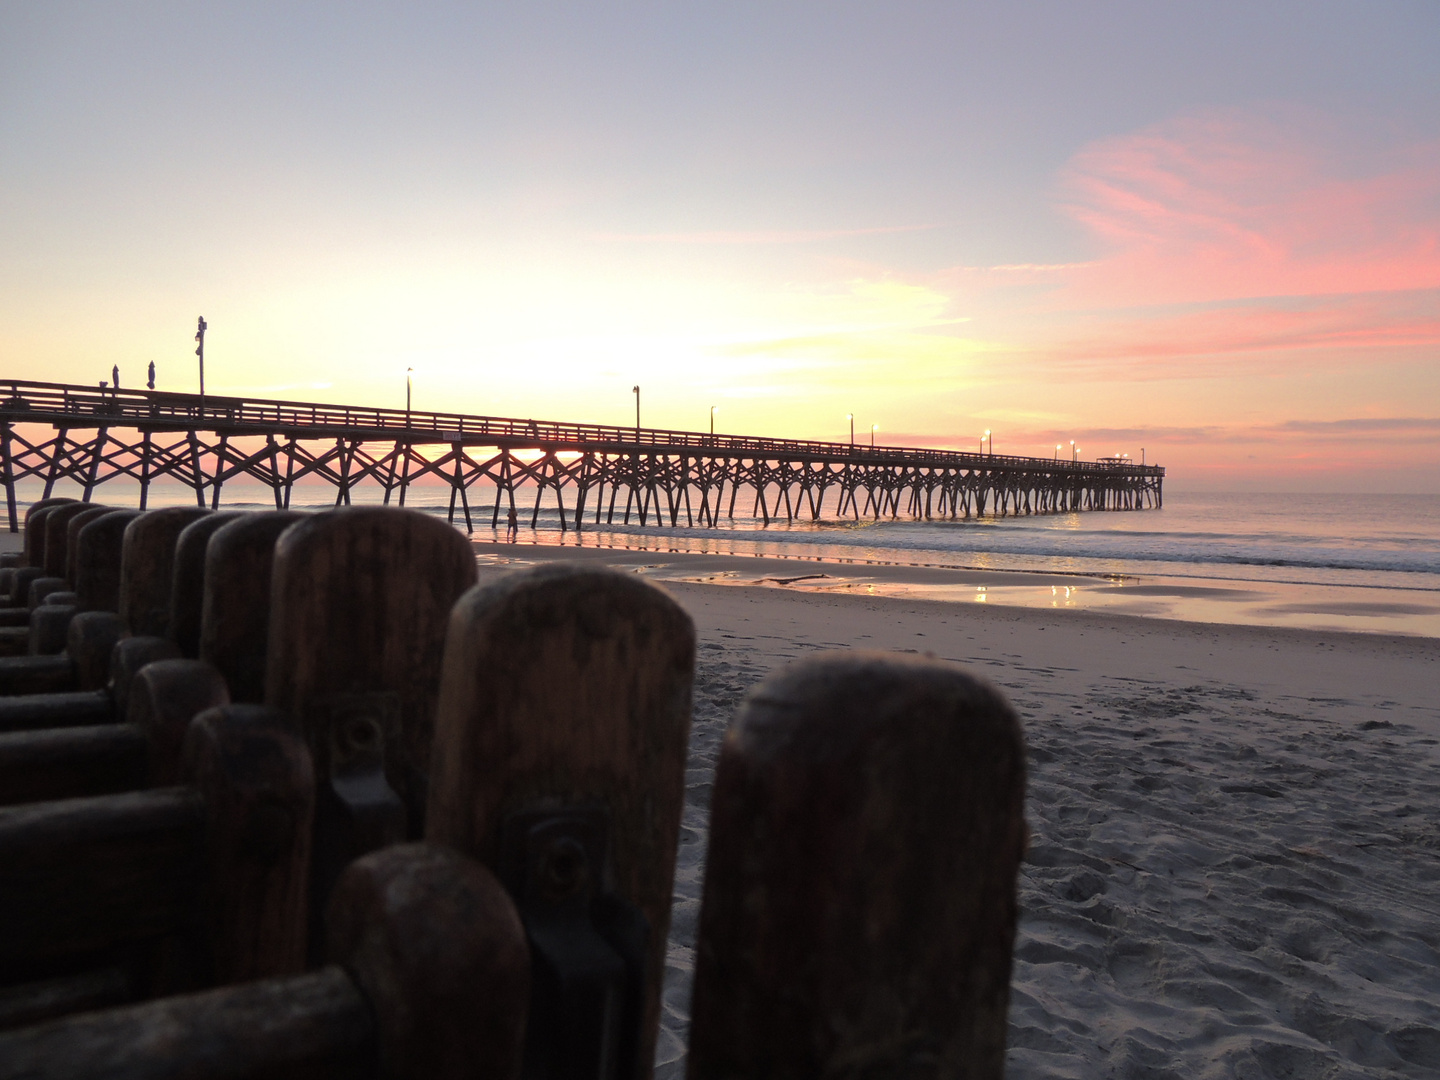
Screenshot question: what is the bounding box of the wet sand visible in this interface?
[473,538,1440,638]
[475,542,1440,1079]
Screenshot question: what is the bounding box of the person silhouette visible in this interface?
[507,505,519,539]
[111,365,120,391]
[147,361,155,390]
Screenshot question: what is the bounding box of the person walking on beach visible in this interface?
[147,361,155,390]
[507,505,519,540]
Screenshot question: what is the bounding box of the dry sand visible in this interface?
[475,545,1440,1080]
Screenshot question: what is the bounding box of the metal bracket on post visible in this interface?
[311,694,408,957]
[499,805,648,1080]
[325,694,407,856]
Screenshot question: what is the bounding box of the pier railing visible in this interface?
[1,379,1157,475]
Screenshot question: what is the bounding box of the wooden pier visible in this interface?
[0,379,1163,532]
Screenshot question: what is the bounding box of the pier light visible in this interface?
[985,429,993,456]
[871,423,878,447]
[406,367,413,426]
[1070,440,1076,462]
[710,404,717,435]
[1055,443,1061,460]
[194,315,207,413]
[633,385,640,436]
[848,413,854,446]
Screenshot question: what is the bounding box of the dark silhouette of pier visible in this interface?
[0,379,1162,532]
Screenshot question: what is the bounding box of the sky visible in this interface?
[2,2,1438,491]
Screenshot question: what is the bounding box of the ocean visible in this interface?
[20,484,1440,636]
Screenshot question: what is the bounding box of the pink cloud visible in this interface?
[1057,107,1440,306]
[1027,292,1440,377]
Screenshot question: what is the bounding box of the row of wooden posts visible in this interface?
[0,496,1027,1079]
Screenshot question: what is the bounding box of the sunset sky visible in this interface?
[2,3,1437,490]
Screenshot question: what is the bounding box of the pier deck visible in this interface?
[0,380,1163,532]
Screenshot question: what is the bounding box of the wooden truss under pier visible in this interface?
[0,379,1163,532]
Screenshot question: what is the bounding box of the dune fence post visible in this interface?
[426,562,695,1080]
[686,651,1028,1080]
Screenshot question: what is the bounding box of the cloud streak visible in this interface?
[1057,106,1440,307]
[591,224,939,245]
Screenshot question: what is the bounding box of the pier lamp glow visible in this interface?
[848,413,854,446]
[871,423,878,448]
[1055,444,1061,461]
[710,405,717,435]
[1070,440,1076,462]
[405,367,413,428]
[985,429,993,456]
[633,385,640,438]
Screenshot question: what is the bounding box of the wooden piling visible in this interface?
[427,563,694,1080]
[119,508,211,637]
[687,652,1027,1080]
[199,511,305,704]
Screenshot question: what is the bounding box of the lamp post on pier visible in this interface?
[1055,443,1061,461]
[1070,440,1076,462]
[871,423,878,448]
[633,385,640,440]
[710,405,717,436]
[848,413,854,446]
[194,316,207,415]
[406,367,413,429]
[985,429,992,456]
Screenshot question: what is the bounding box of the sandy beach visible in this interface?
[474,542,1440,1079]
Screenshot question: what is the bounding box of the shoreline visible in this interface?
[471,538,1440,640]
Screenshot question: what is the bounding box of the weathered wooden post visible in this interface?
[0,504,93,651]
[325,843,531,1080]
[687,652,1027,1080]
[0,703,313,999]
[199,511,305,703]
[41,503,102,580]
[60,506,116,585]
[0,500,70,604]
[0,843,529,1080]
[426,562,694,1080]
[118,507,212,639]
[167,512,248,659]
[72,510,143,614]
[0,510,316,799]
[17,499,76,574]
[0,510,175,696]
[0,499,68,643]
[182,704,314,987]
[0,510,290,723]
[263,506,477,949]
